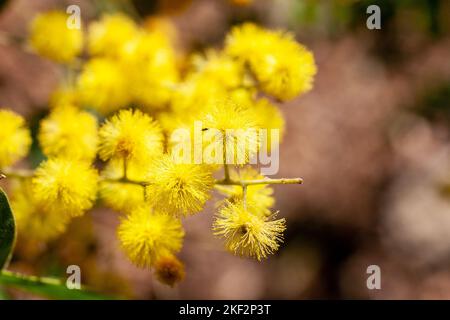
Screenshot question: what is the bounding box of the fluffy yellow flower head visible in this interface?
[253,98,285,151]
[49,85,78,109]
[11,181,70,242]
[213,201,286,260]
[29,11,83,63]
[216,167,274,217]
[99,159,148,213]
[38,105,98,161]
[226,23,316,100]
[146,155,214,216]
[76,58,130,114]
[32,158,99,217]
[0,109,32,168]
[201,99,260,164]
[189,50,245,90]
[118,206,184,268]
[88,13,138,58]
[99,109,164,162]
[121,31,179,110]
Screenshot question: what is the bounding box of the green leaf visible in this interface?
[0,271,112,300]
[0,187,15,270]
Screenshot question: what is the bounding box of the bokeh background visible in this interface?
[1,0,450,299]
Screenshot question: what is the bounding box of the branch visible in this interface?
[215,177,303,186]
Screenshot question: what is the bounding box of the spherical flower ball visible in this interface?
[32,158,99,217]
[121,31,179,110]
[87,13,138,58]
[98,109,164,162]
[145,155,214,216]
[76,58,131,114]
[213,201,286,260]
[0,109,32,169]
[118,206,185,268]
[11,180,70,242]
[225,23,317,101]
[38,105,98,161]
[201,99,260,165]
[29,11,83,63]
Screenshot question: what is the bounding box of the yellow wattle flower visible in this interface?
[32,158,99,217]
[118,206,184,268]
[121,31,179,110]
[38,105,98,161]
[87,13,139,58]
[145,155,214,216]
[201,99,260,165]
[98,109,164,162]
[29,11,83,63]
[0,109,32,169]
[225,23,317,101]
[76,58,131,114]
[11,180,70,242]
[49,85,78,109]
[252,98,285,151]
[213,201,286,260]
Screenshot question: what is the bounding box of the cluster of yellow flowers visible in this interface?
[0,10,316,286]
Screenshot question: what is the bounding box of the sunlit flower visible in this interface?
[88,13,138,58]
[11,180,70,242]
[226,23,316,100]
[38,105,98,161]
[32,158,99,217]
[118,206,184,268]
[29,11,83,63]
[146,155,214,216]
[0,109,32,169]
[98,109,164,162]
[76,58,131,114]
[213,201,286,260]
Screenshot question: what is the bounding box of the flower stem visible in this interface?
[215,177,303,186]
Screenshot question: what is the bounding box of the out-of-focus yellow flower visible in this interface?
[146,154,214,216]
[201,99,260,164]
[0,109,32,169]
[253,98,285,150]
[99,159,148,213]
[216,167,274,217]
[87,13,138,58]
[189,50,245,90]
[98,109,164,163]
[154,254,185,287]
[38,105,98,161]
[213,201,286,260]
[11,180,70,242]
[225,23,317,100]
[118,206,184,268]
[49,85,78,108]
[76,58,130,114]
[143,16,179,45]
[121,31,179,110]
[32,158,99,217]
[29,11,83,63]
[230,0,253,6]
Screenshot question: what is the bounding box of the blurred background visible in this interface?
[1,0,450,299]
